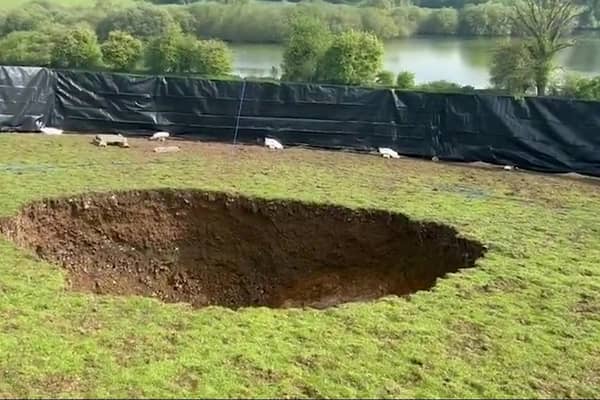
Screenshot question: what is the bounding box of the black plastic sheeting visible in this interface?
[1,67,600,176]
[0,66,54,131]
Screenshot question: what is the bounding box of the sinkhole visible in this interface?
[1,190,485,309]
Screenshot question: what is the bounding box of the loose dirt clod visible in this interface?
[1,190,485,309]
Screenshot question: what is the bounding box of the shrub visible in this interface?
[51,26,102,69]
[101,31,143,71]
[315,30,384,85]
[376,70,395,86]
[0,30,55,66]
[281,16,332,82]
[396,71,416,89]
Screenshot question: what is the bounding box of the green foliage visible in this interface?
[420,7,459,34]
[0,3,47,36]
[146,25,185,73]
[375,70,395,86]
[0,30,55,66]
[569,76,600,100]
[96,4,176,40]
[391,6,429,36]
[364,0,394,9]
[396,70,416,89]
[552,73,600,100]
[51,26,102,69]
[101,31,143,71]
[147,26,232,76]
[180,39,233,76]
[490,40,536,95]
[417,80,464,92]
[315,30,384,85]
[459,2,513,36]
[281,16,333,82]
[513,0,581,95]
[360,8,399,39]
[187,2,288,43]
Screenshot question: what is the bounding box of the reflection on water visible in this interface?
[230,32,600,88]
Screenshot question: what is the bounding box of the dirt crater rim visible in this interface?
[0,189,485,309]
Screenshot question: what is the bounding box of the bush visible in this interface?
[360,8,399,39]
[101,31,143,71]
[391,6,429,37]
[51,26,102,69]
[459,2,513,36]
[555,74,600,101]
[180,39,233,76]
[396,71,416,89]
[490,40,535,95]
[188,2,288,43]
[418,80,464,92]
[316,30,384,85]
[147,26,233,75]
[0,30,55,66]
[420,8,459,35]
[146,26,185,73]
[0,4,48,36]
[281,16,333,82]
[376,70,395,86]
[97,4,176,40]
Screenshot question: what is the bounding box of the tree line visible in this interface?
[0,0,599,101]
[0,0,574,45]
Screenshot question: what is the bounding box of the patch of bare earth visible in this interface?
[1,189,484,309]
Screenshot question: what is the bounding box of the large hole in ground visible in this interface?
[1,190,484,309]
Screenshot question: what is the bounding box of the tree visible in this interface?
[101,31,143,71]
[0,5,48,36]
[556,74,600,100]
[420,8,459,34]
[96,4,176,40]
[459,3,513,36]
[360,8,399,39]
[490,41,536,95]
[0,30,55,67]
[51,26,102,69]
[315,30,384,85]
[281,16,332,82]
[147,27,233,75]
[146,26,185,73]
[418,80,464,92]
[376,70,395,86]
[396,71,416,89]
[178,39,233,76]
[513,0,581,95]
[364,0,394,9]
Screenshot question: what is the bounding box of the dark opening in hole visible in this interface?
[1,190,485,309]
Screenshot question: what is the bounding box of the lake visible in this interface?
[229,33,600,88]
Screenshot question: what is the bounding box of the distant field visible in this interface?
[3,0,136,8]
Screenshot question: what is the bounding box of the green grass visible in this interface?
[1,135,600,397]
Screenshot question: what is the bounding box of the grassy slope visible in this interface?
[1,135,600,397]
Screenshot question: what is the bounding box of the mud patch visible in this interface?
[1,190,484,309]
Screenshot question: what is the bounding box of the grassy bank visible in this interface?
[0,135,599,397]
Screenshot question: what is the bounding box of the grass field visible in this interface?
[1,135,600,397]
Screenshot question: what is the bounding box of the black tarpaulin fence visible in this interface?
[1,66,600,177]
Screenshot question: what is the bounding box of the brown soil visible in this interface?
[0,189,484,309]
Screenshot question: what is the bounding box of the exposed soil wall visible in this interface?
[1,190,485,309]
